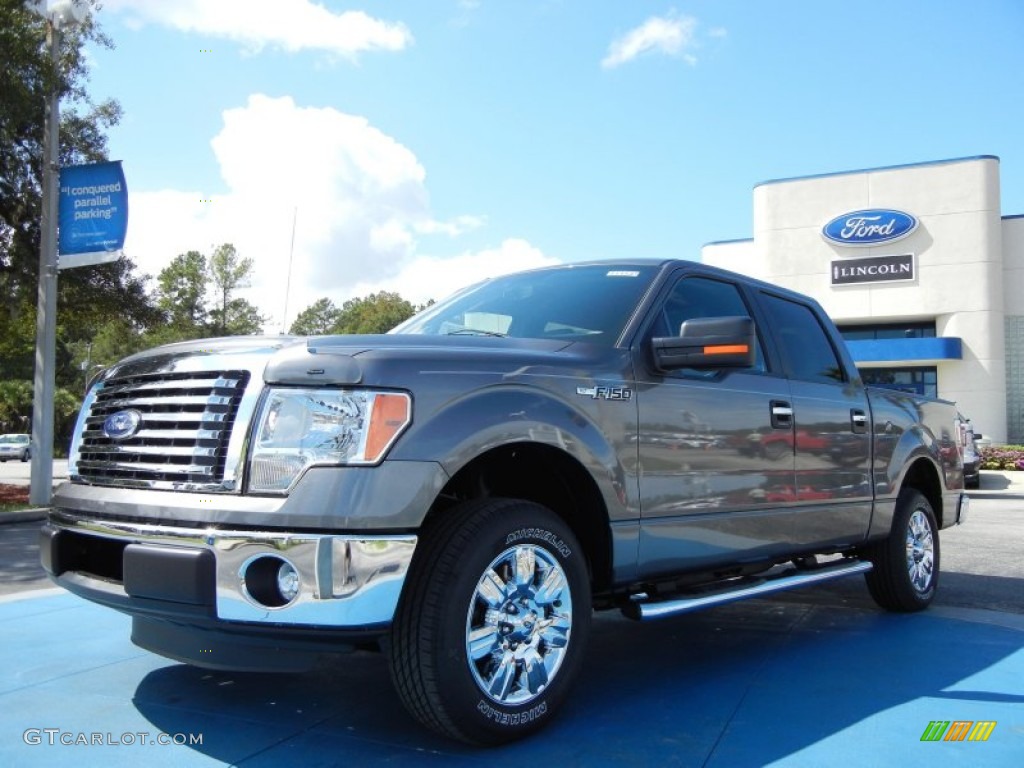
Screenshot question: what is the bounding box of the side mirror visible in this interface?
[652,316,756,371]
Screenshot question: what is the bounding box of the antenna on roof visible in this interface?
[281,206,297,334]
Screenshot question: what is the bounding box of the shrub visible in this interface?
[980,445,1024,471]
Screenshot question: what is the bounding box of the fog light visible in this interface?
[277,560,300,603]
[241,555,301,608]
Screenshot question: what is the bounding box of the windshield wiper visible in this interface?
[446,328,507,337]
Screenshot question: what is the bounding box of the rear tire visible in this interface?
[389,498,591,745]
[864,488,939,612]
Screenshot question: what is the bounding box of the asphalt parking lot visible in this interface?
[1,472,1021,766]
[0,458,68,487]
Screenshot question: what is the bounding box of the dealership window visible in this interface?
[837,322,936,341]
[859,367,937,398]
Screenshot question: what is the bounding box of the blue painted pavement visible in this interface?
[1,590,1021,766]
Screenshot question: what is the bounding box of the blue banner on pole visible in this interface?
[58,161,128,267]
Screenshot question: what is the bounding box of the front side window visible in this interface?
[650,276,765,373]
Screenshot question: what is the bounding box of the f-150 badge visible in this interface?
[576,386,632,401]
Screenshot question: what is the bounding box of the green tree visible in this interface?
[155,250,207,330]
[0,0,158,387]
[0,380,33,434]
[208,243,262,335]
[0,0,110,308]
[54,256,157,386]
[53,386,80,456]
[88,317,145,367]
[0,305,37,384]
[334,291,416,334]
[289,297,341,336]
[219,297,265,336]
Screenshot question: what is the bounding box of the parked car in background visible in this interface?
[0,433,31,462]
[958,415,981,489]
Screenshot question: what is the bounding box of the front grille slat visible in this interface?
[97,376,242,396]
[82,428,224,442]
[92,394,237,410]
[104,411,229,424]
[81,444,222,458]
[75,369,250,491]
[77,459,217,475]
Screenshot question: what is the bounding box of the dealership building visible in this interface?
[702,155,1024,444]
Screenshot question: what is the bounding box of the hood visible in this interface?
[264,334,588,386]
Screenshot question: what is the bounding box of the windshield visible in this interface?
[0,435,28,444]
[392,265,658,345]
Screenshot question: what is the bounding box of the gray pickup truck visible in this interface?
[41,260,968,744]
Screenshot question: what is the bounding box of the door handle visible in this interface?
[851,409,868,434]
[770,400,793,429]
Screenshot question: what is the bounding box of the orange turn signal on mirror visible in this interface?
[703,344,749,355]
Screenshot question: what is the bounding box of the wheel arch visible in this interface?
[899,456,944,527]
[421,442,614,592]
[867,453,945,542]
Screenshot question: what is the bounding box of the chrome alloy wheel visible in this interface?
[904,508,935,594]
[465,545,573,705]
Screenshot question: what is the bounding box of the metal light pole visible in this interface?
[28,0,86,506]
[29,16,62,506]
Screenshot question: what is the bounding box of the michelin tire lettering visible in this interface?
[476,700,548,726]
[505,528,572,558]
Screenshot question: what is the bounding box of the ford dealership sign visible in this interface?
[822,209,918,247]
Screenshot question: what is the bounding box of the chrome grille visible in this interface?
[76,370,250,489]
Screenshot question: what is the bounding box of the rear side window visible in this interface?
[759,293,844,384]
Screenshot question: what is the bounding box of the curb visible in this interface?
[0,508,49,524]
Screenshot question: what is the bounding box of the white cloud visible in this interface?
[414,214,487,237]
[122,95,555,331]
[601,13,698,69]
[104,0,412,57]
[347,238,560,306]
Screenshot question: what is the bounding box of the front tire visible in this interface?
[864,488,939,612]
[389,498,591,745]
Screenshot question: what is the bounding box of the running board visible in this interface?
[624,560,873,621]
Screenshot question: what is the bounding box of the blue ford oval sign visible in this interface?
[103,409,142,440]
[822,209,918,247]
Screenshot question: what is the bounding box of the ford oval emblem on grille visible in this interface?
[103,409,142,440]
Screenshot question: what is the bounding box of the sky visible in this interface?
[73,0,1024,333]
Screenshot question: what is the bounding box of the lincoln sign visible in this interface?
[831,254,914,285]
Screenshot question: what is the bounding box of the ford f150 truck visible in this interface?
[41,260,968,745]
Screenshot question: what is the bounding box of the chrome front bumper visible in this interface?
[45,511,416,628]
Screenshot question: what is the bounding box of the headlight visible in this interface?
[248,388,412,493]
